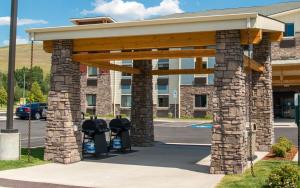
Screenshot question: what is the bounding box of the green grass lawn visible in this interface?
[0,147,47,171]
[217,160,300,188]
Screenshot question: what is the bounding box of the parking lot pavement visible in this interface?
[0,119,297,147]
[0,119,46,148]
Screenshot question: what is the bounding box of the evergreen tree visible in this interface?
[0,86,7,107]
[28,81,45,102]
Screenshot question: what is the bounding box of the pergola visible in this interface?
[27,13,284,174]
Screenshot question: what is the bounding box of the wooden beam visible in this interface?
[269,32,283,42]
[80,61,141,74]
[73,31,216,52]
[43,29,269,53]
[151,68,214,75]
[43,41,53,53]
[243,55,264,73]
[240,29,262,45]
[273,75,300,85]
[73,49,216,62]
[273,65,300,71]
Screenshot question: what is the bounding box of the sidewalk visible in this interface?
[0,143,224,188]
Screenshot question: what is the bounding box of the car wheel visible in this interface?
[35,113,41,120]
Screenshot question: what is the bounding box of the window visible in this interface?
[122,60,133,76]
[86,95,96,106]
[158,59,169,70]
[88,67,97,77]
[157,78,169,94]
[284,23,295,37]
[195,95,207,108]
[158,95,169,107]
[181,58,195,85]
[194,77,207,86]
[208,74,214,85]
[121,95,131,107]
[207,57,216,68]
[87,79,97,87]
[121,79,131,94]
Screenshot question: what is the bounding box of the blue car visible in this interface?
[16,102,47,120]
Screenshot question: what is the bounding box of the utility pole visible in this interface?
[3,0,18,133]
[0,0,20,161]
[23,71,25,98]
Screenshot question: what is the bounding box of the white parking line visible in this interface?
[21,137,44,141]
[166,143,212,146]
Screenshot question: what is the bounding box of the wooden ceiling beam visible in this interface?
[273,65,300,71]
[43,29,269,53]
[80,61,141,74]
[269,32,283,42]
[73,49,216,62]
[240,29,262,45]
[73,31,216,52]
[243,55,264,73]
[151,68,214,75]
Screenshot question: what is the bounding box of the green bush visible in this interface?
[272,143,287,157]
[278,137,293,152]
[267,164,299,188]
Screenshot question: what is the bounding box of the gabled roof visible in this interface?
[159,1,300,19]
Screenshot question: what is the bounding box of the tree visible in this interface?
[15,66,44,90]
[28,81,45,102]
[14,85,23,102]
[0,72,8,91]
[41,73,50,95]
[0,86,7,107]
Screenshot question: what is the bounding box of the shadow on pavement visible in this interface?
[84,142,211,174]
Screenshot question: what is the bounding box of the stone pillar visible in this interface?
[45,40,82,164]
[130,60,154,146]
[96,73,112,116]
[210,30,247,174]
[252,33,274,151]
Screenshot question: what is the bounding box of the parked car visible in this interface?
[16,103,47,120]
[42,106,48,120]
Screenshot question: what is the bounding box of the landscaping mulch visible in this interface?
[263,146,298,161]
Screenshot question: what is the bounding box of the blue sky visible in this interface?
[0,0,298,46]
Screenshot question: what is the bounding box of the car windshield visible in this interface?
[24,104,38,108]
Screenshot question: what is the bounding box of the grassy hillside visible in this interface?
[0,44,51,74]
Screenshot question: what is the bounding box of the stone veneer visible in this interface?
[210,30,247,174]
[180,85,213,118]
[252,33,274,151]
[271,32,300,60]
[45,40,82,164]
[130,60,154,146]
[96,73,112,115]
[80,71,112,116]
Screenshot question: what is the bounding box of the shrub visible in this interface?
[278,137,293,152]
[168,112,173,118]
[267,164,299,188]
[272,143,287,157]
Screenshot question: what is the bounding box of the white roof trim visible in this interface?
[26,13,284,41]
[270,8,300,18]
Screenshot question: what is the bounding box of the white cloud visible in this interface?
[81,0,183,21]
[2,36,29,46]
[0,16,48,26]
